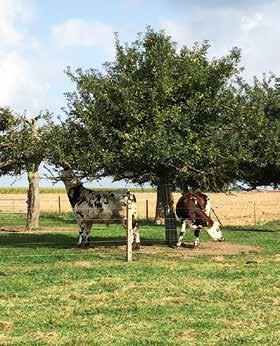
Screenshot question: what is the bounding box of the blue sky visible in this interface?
[1,0,280,187]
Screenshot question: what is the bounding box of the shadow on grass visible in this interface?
[40,212,77,225]
[0,231,166,250]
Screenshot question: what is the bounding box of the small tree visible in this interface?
[0,107,51,230]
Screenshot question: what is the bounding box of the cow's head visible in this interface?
[206,221,224,241]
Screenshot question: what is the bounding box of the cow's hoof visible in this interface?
[132,243,141,251]
[77,243,90,248]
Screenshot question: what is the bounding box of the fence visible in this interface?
[1,191,280,226]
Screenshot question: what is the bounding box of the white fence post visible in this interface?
[126,199,133,262]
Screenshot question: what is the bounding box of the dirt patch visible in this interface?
[136,241,261,257]
[91,241,262,258]
[145,242,261,257]
[71,260,94,268]
[0,321,14,331]
[30,332,59,345]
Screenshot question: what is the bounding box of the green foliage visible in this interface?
[234,75,280,188]
[63,28,243,190]
[0,186,156,194]
[0,107,15,131]
[0,108,53,177]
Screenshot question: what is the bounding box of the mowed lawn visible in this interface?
[0,213,279,345]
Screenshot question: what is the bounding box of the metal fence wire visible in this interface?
[1,191,280,226]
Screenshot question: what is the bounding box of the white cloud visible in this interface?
[52,19,115,58]
[0,51,28,105]
[160,1,280,81]
[0,0,34,46]
[0,0,62,114]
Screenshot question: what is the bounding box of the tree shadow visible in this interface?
[0,231,166,250]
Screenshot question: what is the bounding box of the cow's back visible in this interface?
[69,187,124,223]
[176,193,194,220]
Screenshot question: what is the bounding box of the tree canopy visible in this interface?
[234,75,280,189]
[62,28,243,191]
[0,107,51,177]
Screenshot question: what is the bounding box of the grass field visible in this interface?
[0,213,279,345]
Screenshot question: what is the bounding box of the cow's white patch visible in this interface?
[204,198,211,217]
[206,221,223,241]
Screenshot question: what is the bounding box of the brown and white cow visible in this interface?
[62,169,140,249]
[176,192,223,248]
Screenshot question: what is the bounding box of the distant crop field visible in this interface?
[0,191,280,226]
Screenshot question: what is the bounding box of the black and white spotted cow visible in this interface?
[62,169,140,249]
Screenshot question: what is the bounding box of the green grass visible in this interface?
[0,214,279,345]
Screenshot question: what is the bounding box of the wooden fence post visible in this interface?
[146,199,149,220]
[253,202,256,225]
[58,196,61,213]
[126,199,133,262]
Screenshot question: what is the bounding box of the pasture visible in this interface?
[0,213,279,345]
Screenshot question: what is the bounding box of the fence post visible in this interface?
[58,196,61,213]
[126,199,133,262]
[253,202,256,225]
[146,199,149,220]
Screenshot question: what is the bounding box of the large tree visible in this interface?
[0,107,51,230]
[62,28,243,244]
[234,75,280,189]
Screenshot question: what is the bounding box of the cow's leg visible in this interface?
[77,220,86,246]
[83,222,93,247]
[76,213,92,247]
[132,221,140,250]
[176,219,188,248]
[76,214,86,246]
[193,227,201,248]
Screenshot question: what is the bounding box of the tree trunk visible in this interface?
[158,176,177,246]
[25,119,40,231]
[154,184,165,224]
[26,166,40,230]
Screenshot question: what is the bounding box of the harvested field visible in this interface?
[0,191,280,226]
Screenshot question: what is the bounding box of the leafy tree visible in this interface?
[0,107,52,230]
[62,28,243,244]
[233,75,280,189]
